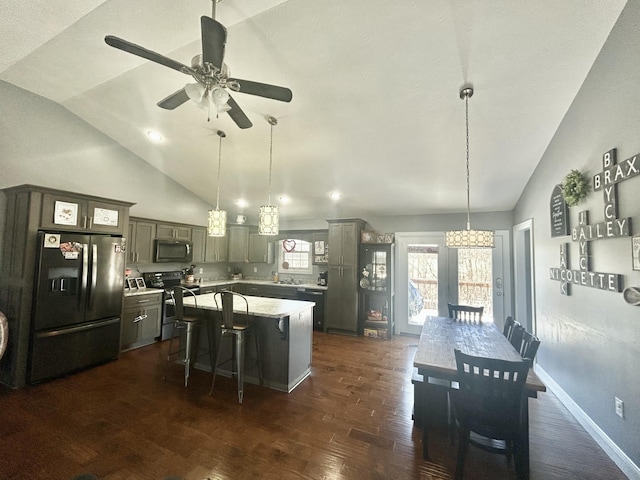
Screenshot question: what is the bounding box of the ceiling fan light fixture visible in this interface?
[185,82,205,103]
[445,86,495,249]
[211,86,231,113]
[208,130,227,237]
[259,116,280,235]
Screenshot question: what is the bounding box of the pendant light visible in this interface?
[207,130,227,237]
[445,86,495,248]
[258,116,279,235]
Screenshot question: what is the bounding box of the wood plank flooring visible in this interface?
[0,332,628,480]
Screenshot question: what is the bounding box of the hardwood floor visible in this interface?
[0,332,628,480]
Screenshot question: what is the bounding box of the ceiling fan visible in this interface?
[104,0,292,129]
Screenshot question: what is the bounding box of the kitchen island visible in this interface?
[181,293,314,393]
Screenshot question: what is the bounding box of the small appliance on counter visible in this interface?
[318,271,328,286]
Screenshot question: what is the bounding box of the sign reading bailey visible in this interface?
[571,217,630,241]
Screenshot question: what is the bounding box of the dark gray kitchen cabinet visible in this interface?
[325,219,365,334]
[0,185,133,388]
[156,223,191,240]
[205,233,229,263]
[121,291,163,351]
[191,227,207,263]
[127,219,156,264]
[249,233,272,263]
[228,225,250,263]
[40,190,130,235]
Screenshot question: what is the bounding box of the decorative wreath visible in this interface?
[282,239,296,252]
[561,169,590,207]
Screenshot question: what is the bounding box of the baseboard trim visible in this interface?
[535,365,639,480]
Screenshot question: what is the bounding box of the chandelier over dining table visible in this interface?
[445,86,495,249]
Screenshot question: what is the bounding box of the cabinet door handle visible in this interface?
[87,217,93,229]
[82,216,87,229]
[137,299,150,304]
[133,314,148,323]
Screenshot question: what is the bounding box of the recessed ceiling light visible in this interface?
[146,130,163,142]
[329,191,342,201]
[236,199,248,208]
[279,195,291,204]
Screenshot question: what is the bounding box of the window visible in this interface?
[458,248,493,317]
[277,239,313,275]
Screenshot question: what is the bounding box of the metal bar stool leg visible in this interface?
[236,330,244,404]
[210,331,224,396]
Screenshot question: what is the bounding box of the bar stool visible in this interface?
[209,290,262,404]
[164,286,213,387]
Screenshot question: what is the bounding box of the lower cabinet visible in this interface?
[122,292,163,351]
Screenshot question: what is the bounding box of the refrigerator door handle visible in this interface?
[81,243,89,309]
[89,243,98,310]
[36,317,120,338]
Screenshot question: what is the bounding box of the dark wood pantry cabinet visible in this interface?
[324,219,365,334]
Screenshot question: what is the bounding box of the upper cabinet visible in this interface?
[205,233,229,263]
[228,225,250,263]
[191,227,207,263]
[249,232,274,263]
[156,223,192,240]
[127,219,156,264]
[328,219,364,266]
[40,190,132,235]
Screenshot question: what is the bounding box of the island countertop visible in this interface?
[181,292,315,319]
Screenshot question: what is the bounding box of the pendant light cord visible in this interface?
[465,92,471,231]
[215,130,225,210]
[268,121,274,205]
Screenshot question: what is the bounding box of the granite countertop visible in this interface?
[189,279,328,291]
[124,287,164,298]
[182,293,315,319]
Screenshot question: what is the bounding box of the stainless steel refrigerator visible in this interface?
[29,232,125,383]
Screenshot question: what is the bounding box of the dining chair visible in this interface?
[164,286,213,387]
[509,322,525,352]
[451,349,530,480]
[503,316,516,339]
[210,290,262,404]
[519,330,541,367]
[448,303,484,322]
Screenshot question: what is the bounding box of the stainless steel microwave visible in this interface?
[154,239,193,263]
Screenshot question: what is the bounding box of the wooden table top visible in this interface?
[413,316,546,392]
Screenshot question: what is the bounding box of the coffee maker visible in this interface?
[317,271,328,286]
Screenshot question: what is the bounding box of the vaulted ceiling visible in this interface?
[1,0,628,221]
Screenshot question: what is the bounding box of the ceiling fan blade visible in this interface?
[105,35,194,74]
[157,88,190,110]
[229,78,293,103]
[226,95,252,129]
[201,16,227,71]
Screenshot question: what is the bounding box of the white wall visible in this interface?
[0,81,213,226]
[514,1,640,474]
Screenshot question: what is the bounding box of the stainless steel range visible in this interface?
[142,271,200,340]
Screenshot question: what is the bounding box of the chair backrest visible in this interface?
[503,316,515,339]
[453,348,529,433]
[448,303,484,322]
[169,286,198,321]
[509,321,525,352]
[519,330,540,366]
[214,290,249,328]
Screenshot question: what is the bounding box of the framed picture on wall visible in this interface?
[632,235,640,271]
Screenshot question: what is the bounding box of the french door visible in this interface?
[395,231,509,335]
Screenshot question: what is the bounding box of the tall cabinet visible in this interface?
[359,243,394,339]
[0,185,133,388]
[325,219,365,334]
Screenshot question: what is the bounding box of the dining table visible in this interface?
[413,315,546,473]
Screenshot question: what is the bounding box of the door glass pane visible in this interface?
[408,244,438,325]
[457,248,493,319]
